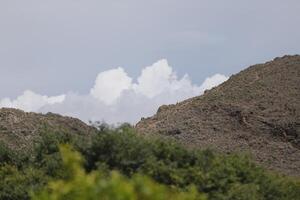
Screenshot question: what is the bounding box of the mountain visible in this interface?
[136,55,300,176]
[0,108,96,151]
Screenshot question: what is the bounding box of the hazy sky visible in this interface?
[0,0,299,123]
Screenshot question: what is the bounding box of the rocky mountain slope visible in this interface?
[0,108,96,150]
[136,55,300,176]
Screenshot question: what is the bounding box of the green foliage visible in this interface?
[0,142,29,167]
[83,128,300,200]
[0,165,47,200]
[32,145,205,200]
[0,125,299,200]
[32,131,66,177]
[32,128,89,178]
[0,142,13,164]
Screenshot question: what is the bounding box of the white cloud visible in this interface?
[199,74,228,92]
[0,60,228,124]
[133,59,202,98]
[133,59,175,98]
[0,90,65,112]
[90,67,132,105]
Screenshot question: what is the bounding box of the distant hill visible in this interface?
[0,108,96,151]
[136,55,300,176]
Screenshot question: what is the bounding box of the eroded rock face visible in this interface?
[136,55,300,176]
[0,108,96,151]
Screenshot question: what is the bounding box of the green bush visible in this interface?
[0,125,299,200]
[32,145,205,200]
[32,128,89,178]
[0,165,47,200]
[0,142,12,164]
[0,142,29,167]
[83,128,300,200]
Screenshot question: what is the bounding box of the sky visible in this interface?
[0,0,299,123]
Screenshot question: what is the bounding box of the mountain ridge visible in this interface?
[0,108,96,151]
[136,55,300,176]
[0,55,299,176]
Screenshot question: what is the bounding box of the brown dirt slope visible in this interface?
[136,55,300,176]
[0,108,96,151]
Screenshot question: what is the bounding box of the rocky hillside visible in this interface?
[136,55,300,176]
[0,108,96,151]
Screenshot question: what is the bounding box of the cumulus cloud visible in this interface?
[0,59,228,124]
[133,59,201,98]
[133,59,176,98]
[0,90,65,112]
[90,67,132,105]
